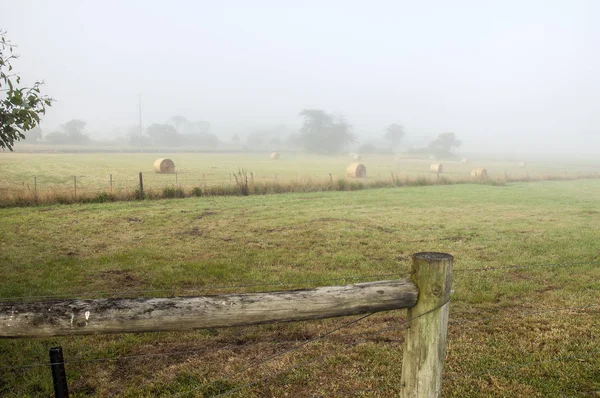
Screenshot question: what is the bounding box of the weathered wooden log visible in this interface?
[400,252,453,398]
[0,280,417,338]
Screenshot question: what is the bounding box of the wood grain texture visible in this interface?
[0,279,417,338]
[400,252,453,398]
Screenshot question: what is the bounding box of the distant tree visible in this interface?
[45,119,89,144]
[127,125,150,147]
[0,31,53,150]
[384,124,405,148]
[190,121,210,135]
[183,132,220,148]
[146,123,181,146]
[358,143,378,153]
[169,115,210,135]
[44,131,65,144]
[169,115,188,131]
[428,132,461,154]
[61,119,85,135]
[246,131,266,147]
[232,134,240,143]
[61,119,89,144]
[27,125,43,141]
[298,109,355,154]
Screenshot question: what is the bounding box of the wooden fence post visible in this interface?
[400,252,453,398]
[73,176,77,198]
[109,174,113,192]
[138,172,144,198]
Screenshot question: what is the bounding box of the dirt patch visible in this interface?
[265,226,294,233]
[126,217,142,223]
[98,270,142,288]
[189,227,203,236]
[442,235,477,242]
[196,211,218,219]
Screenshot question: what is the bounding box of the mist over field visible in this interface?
[2,0,600,156]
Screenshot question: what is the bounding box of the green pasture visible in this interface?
[0,180,599,396]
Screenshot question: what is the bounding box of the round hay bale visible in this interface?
[348,152,361,161]
[153,158,175,173]
[270,152,280,160]
[346,163,367,178]
[471,168,488,179]
[519,161,527,168]
[430,163,443,173]
[460,158,468,164]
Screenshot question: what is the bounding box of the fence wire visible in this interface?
[174,297,451,398]
[0,259,599,396]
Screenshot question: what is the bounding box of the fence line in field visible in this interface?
[2,169,599,208]
[0,257,598,397]
[0,299,596,398]
[1,301,597,371]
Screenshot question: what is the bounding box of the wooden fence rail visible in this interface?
[0,280,417,338]
[0,252,453,398]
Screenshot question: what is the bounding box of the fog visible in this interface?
[2,0,599,155]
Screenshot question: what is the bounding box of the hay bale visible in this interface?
[430,163,443,173]
[471,168,488,179]
[270,152,280,160]
[153,158,175,173]
[519,161,527,168]
[461,158,468,164]
[346,163,367,178]
[348,152,361,161]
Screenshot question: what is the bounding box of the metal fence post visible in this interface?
[49,346,69,398]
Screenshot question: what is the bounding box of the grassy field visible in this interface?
[1,152,598,199]
[0,180,599,396]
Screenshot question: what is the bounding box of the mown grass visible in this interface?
[0,180,599,397]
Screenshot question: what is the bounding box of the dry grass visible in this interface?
[0,180,599,396]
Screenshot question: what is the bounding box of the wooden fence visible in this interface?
[0,252,453,397]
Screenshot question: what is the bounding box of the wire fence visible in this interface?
[0,259,599,397]
[2,169,599,209]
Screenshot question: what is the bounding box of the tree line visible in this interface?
[1,31,461,157]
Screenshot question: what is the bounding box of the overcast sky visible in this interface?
[2,0,599,154]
